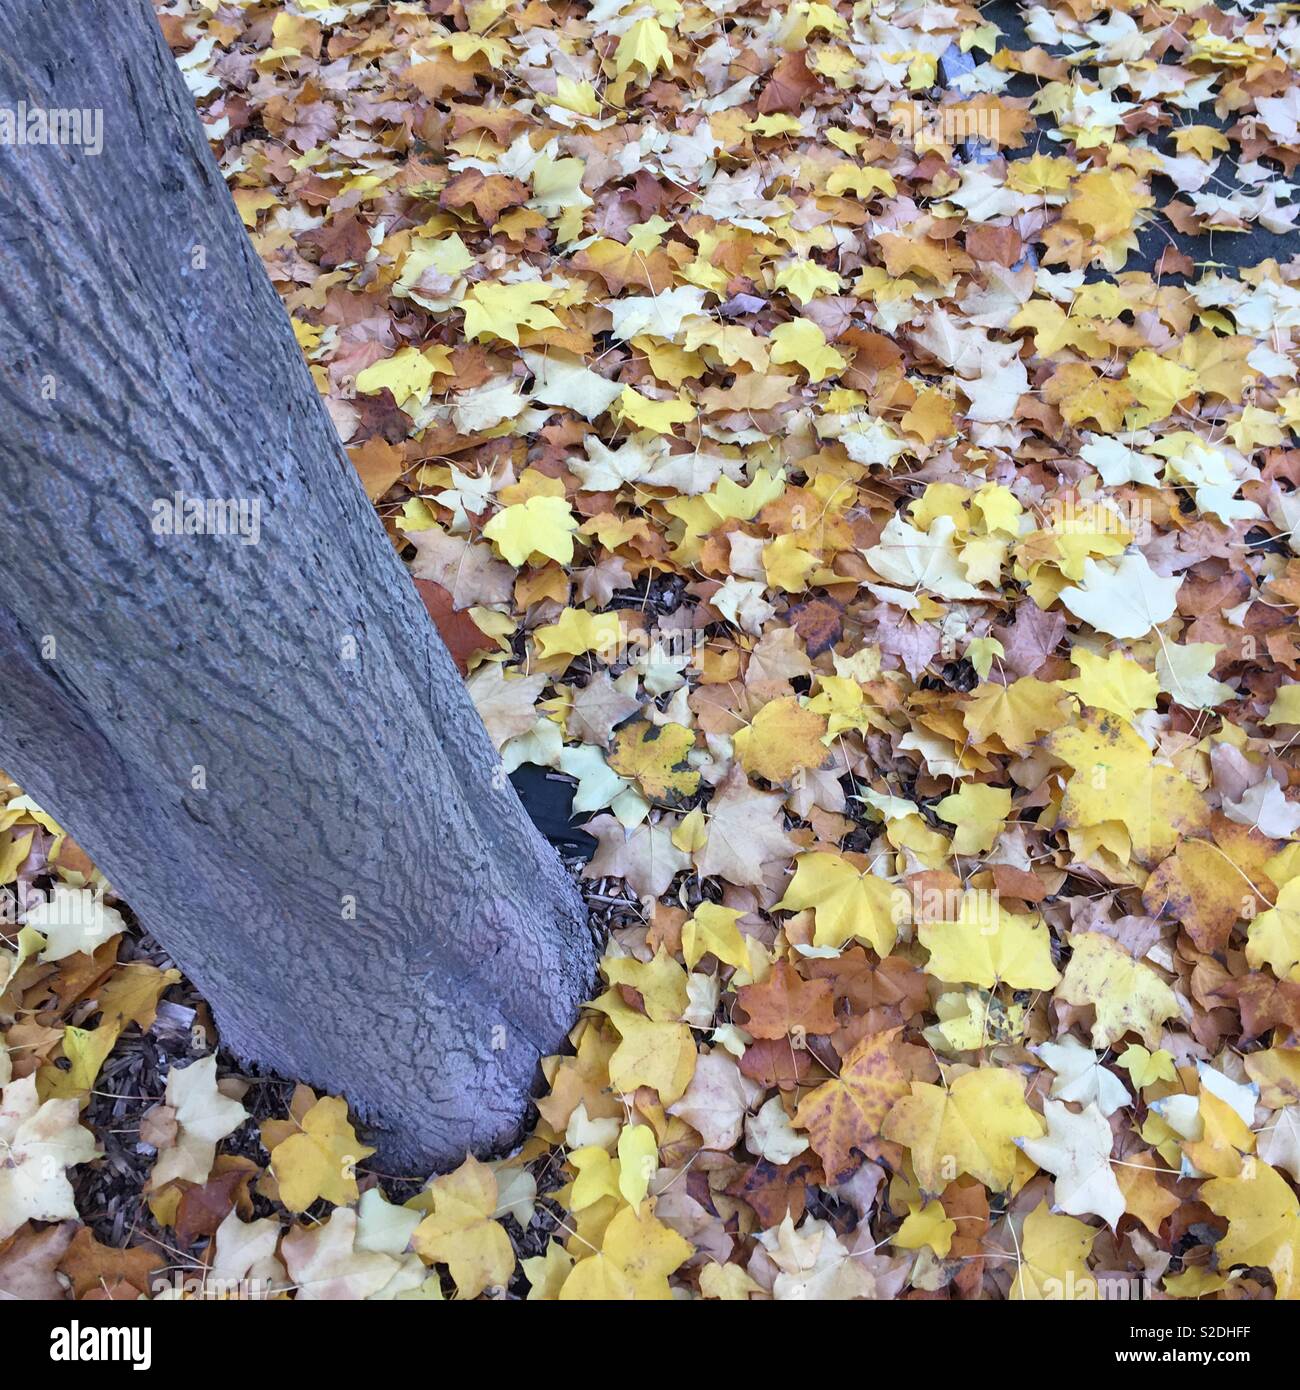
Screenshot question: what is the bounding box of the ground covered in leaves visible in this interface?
[6,0,1300,1301]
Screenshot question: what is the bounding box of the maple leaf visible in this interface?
[755,1213,877,1300]
[0,1075,99,1241]
[285,1207,426,1301]
[695,767,797,888]
[933,782,1010,855]
[1016,1099,1125,1228]
[794,1028,909,1180]
[666,1049,763,1150]
[1055,933,1180,1049]
[1246,877,1300,981]
[439,169,528,225]
[0,1221,77,1300]
[25,886,125,963]
[1008,1201,1096,1301]
[354,346,450,407]
[883,1068,1044,1194]
[681,903,750,972]
[268,1095,375,1213]
[59,1227,164,1301]
[733,697,831,787]
[1058,555,1181,640]
[590,989,696,1104]
[737,961,836,1040]
[607,720,699,804]
[774,850,901,954]
[584,814,691,899]
[1201,1160,1300,1300]
[483,495,577,566]
[150,1054,248,1189]
[414,578,491,675]
[559,1202,692,1300]
[1144,829,1275,955]
[1046,710,1209,863]
[466,663,546,748]
[411,1156,515,1299]
[1033,1036,1130,1117]
[919,896,1061,991]
[462,281,562,345]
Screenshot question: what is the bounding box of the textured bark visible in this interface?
[0,0,597,1168]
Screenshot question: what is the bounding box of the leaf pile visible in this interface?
[5,0,1300,1298]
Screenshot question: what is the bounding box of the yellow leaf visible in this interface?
[483,495,578,566]
[1266,685,1300,726]
[39,1023,122,1102]
[682,903,749,971]
[933,782,1010,855]
[1183,1089,1254,1180]
[559,1201,692,1299]
[699,1260,763,1299]
[825,164,896,199]
[894,1200,955,1257]
[462,281,562,345]
[794,1028,909,1179]
[774,261,842,304]
[616,386,694,433]
[1009,1201,1096,1300]
[1118,1045,1177,1090]
[606,1014,696,1102]
[1125,349,1198,425]
[534,608,622,662]
[354,347,447,407]
[552,76,600,116]
[617,1123,658,1206]
[671,805,708,854]
[762,532,819,593]
[568,1145,621,1210]
[411,1155,516,1298]
[1055,932,1179,1049]
[882,1067,1045,1193]
[523,1241,574,1300]
[920,896,1061,990]
[269,1095,375,1212]
[603,949,689,1022]
[747,114,803,137]
[1060,649,1159,723]
[607,720,699,804]
[768,319,846,383]
[1172,125,1230,159]
[0,829,32,884]
[1201,1161,1300,1300]
[96,962,181,1030]
[774,851,902,954]
[962,678,1069,755]
[1046,710,1208,863]
[614,18,673,77]
[733,697,830,786]
[1064,168,1152,243]
[1247,877,1300,981]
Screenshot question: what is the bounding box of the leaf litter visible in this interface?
[5,0,1300,1300]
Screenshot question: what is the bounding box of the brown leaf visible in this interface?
[735,960,836,1040]
[59,1228,165,1301]
[413,578,491,675]
[439,170,529,225]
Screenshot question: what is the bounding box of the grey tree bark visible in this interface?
[0,0,596,1168]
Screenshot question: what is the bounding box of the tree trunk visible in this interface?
[0,0,596,1168]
